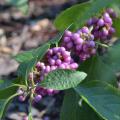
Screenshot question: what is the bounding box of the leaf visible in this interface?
[79,56,116,85]
[0,77,24,90]
[0,85,18,99]
[102,42,120,72]
[54,1,91,30]
[0,80,12,90]
[0,93,19,119]
[60,89,103,120]
[17,58,37,85]
[17,43,50,85]
[113,18,120,37]
[33,43,50,60]
[0,78,26,99]
[14,43,50,63]
[14,50,34,63]
[40,69,87,90]
[49,32,64,45]
[49,24,74,45]
[54,0,120,31]
[75,80,120,120]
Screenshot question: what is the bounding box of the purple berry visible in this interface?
[47,89,54,95]
[49,59,55,65]
[64,30,72,37]
[89,41,95,47]
[64,37,71,43]
[70,63,78,69]
[76,44,82,51]
[18,95,25,102]
[34,95,42,103]
[56,59,62,65]
[59,64,66,69]
[81,27,89,33]
[87,18,93,26]
[109,27,115,34]
[74,38,84,44]
[44,66,50,73]
[97,18,104,27]
[72,33,80,40]
[66,42,73,49]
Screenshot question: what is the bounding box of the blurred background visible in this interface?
[0,0,86,119]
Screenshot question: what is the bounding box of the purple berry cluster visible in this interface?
[62,27,96,61]
[17,8,117,104]
[33,47,78,102]
[62,8,117,61]
[87,8,116,42]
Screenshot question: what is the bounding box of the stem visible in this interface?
[55,43,58,47]
[89,26,94,33]
[95,41,109,48]
[31,71,35,87]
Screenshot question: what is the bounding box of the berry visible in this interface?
[34,95,42,103]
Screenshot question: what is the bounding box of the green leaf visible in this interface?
[40,69,87,90]
[0,85,18,99]
[102,42,120,72]
[54,1,91,30]
[0,78,26,99]
[54,0,120,31]
[14,43,50,63]
[113,18,120,37]
[17,58,37,85]
[49,32,64,45]
[0,93,19,119]
[75,80,120,120]
[17,43,50,85]
[0,80,12,90]
[60,89,102,120]
[79,56,116,85]
[0,77,24,90]
[33,43,50,60]
[14,50,34,63]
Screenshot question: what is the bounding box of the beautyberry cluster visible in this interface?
[87,8,116,42]
[32,47,78,103]
[18,8,117,104]
[62,27,96,61]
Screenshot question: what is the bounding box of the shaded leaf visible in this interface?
[0,85,18,99]
[60,89,102,120]
[79,56,116,85]
[102,42,120,72]
[0,93,19,119]
[75,80,120,120]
